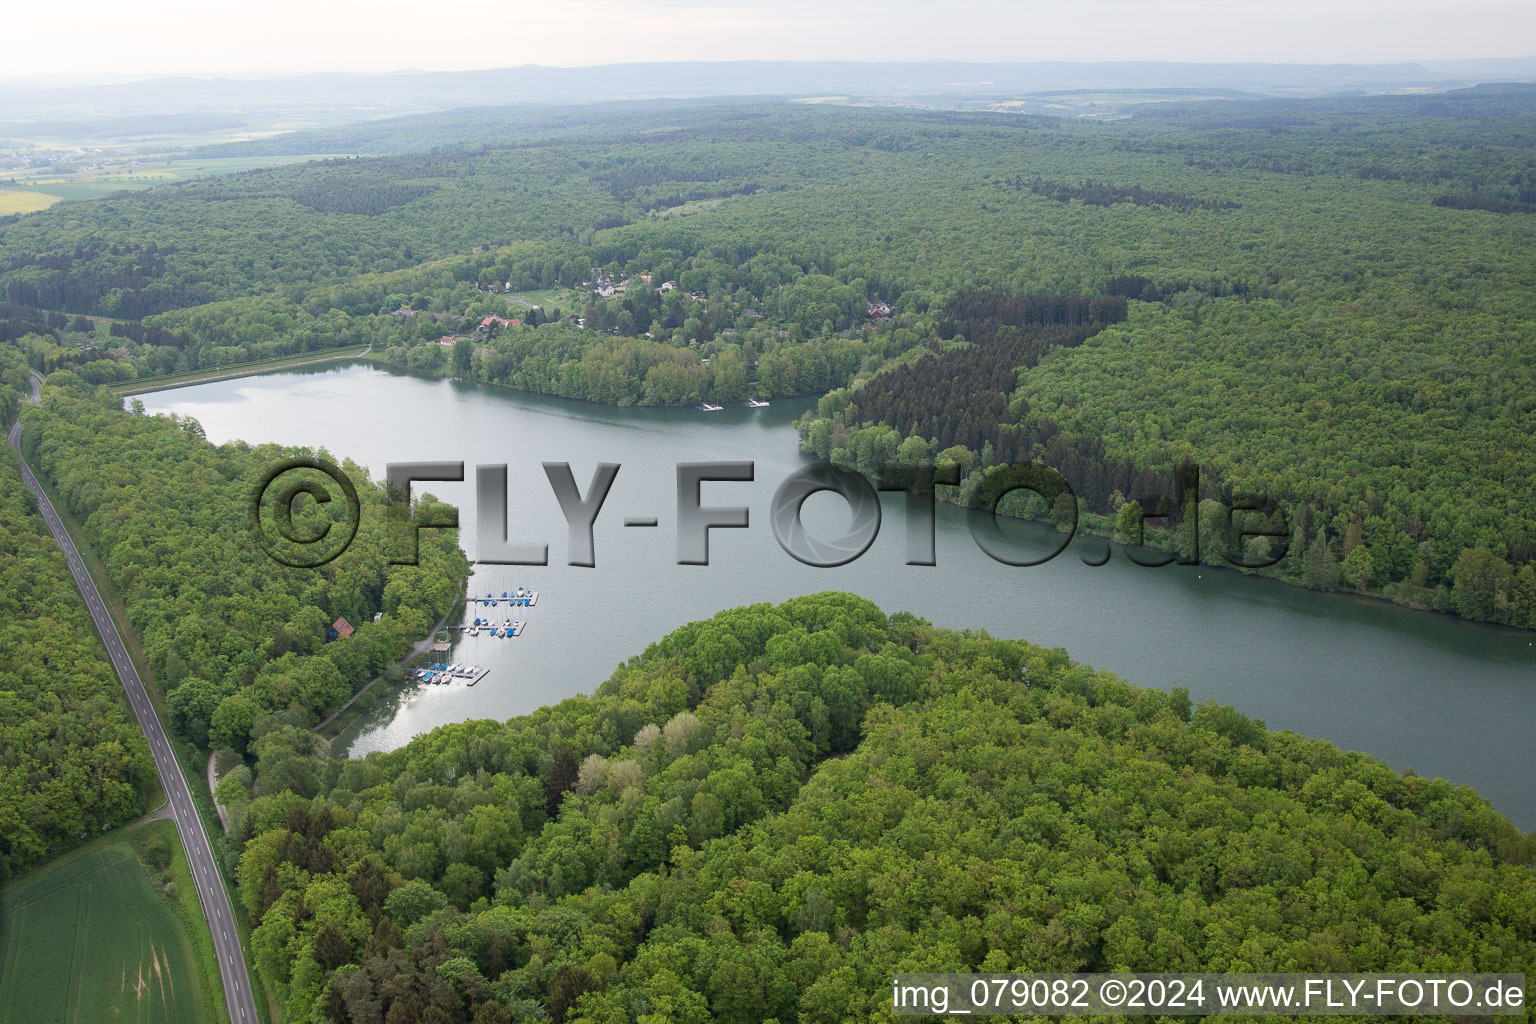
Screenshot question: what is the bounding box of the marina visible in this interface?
[412,663,491,686]
[457,618,526,638]
[471,589,538,607]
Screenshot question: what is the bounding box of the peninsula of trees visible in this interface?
[229,594,1534,1023]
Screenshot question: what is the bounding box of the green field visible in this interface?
[0,821,221,1024]
[0,189,61,214]
[503,284,583,313]
[8,155,345,203]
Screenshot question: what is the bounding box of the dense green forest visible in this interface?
[1,88,1534,1019]
[1,91,1533,622]
[226,593,1534,1023]
[0,339,26,431]
[16,374,469,756]
[0,375,157,879]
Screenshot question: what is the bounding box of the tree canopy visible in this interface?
[18,375,469,755]
[2,94,1532,621]
[230,594,1535,1023]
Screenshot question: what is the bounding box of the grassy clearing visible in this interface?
[0,819,223,1024]
[0,190,61,214]
[502,287,577,312]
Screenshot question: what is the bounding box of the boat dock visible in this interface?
[457,617,527,637]
[470,589,538,607]
[424,587,536,686]
[412,662,493,685]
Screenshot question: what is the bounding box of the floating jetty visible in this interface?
[471,588,538,607]
[747,398,770,407]
[411,662,490,685]
[448,619,527,638]
[699,402,723,412]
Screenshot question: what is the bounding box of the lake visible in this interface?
[140,362,1536,829]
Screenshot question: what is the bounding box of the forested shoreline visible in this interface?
[16,373,470,761]
[228,593,1535,1023]
[1,93,1533,626]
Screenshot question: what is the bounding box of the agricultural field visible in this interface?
[2,154,344,205]
[0,821,221,1024]
[0,189,60,214]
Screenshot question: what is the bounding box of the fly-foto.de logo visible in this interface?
[251,458,1289,570]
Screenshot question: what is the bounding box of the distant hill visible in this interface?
[0,58,1513,125]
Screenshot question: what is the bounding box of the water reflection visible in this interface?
[140,363,1536,828]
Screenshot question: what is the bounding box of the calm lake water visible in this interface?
[141,363,1536,829]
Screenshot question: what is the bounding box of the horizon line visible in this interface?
[3,54,1535,87]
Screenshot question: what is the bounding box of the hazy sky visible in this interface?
[8,0,1536,77]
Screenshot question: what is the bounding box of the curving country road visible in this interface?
[9,371,259,1024]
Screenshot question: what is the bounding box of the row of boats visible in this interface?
[414,586,542,689]
[466,617,524,637]
[700,399,771,411]
[474,588,538,607]
[412,662,488,685]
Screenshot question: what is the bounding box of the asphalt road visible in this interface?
[9,372,259,1024]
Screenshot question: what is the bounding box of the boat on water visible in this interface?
[467,586,538,605]
[747,398,770,407]
[699,402,723,412]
